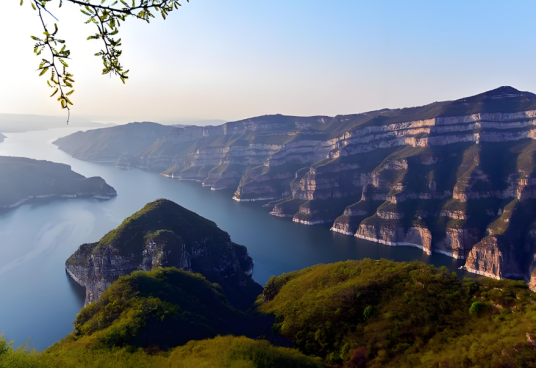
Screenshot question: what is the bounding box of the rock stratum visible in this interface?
[55,86,536,286]
[65,199,259,307]
[0,156,116,209]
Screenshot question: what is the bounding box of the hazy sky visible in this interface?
[2,0,536,124]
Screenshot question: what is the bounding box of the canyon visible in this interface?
[0,156,116,209]
[54,86,536,288]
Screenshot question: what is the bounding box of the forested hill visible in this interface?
[3,260,536,367]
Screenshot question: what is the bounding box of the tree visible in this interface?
[22,0,188,121]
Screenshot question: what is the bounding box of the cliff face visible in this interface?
[66,199,256,307]
[0,156,116,209]
[55,86,536,283]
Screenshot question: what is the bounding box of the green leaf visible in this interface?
[31,2,36,10]
[66,90,75,96]
[39,67,49,76]
[50,88,59,97]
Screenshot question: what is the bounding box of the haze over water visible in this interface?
[0,128,466,350]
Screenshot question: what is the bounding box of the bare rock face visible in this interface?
[66,199,256,306]
[461,236,524,279]
[433,228,479,259]
[529,268,536,292]
[355,222,433,254]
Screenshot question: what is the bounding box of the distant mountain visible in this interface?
[66,199,260,308]
[0,113,114,133]
[55,86,536,286]
[0,156,116,209]
[0,133,5,143]
[53,122,174,163]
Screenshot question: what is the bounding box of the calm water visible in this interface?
[0,128,466,350]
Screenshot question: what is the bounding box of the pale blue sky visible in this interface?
[2,0,536,123]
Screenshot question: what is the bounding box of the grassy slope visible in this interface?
[0,336,324,368]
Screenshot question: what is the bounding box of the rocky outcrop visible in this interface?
[355,221,433,255]
[65,199,255,306]
[0,156,116,209]
[460,236,524,279]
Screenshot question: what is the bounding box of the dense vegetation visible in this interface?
[3,260,536,367]
[0,335,324,368]
[69,268,254,349]
[258,259,536,367]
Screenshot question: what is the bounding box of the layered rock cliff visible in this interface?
[55,86,536,284]
[65,199,257,307]
[0,156,116,209]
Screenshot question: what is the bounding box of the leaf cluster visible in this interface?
[21,0,189,120]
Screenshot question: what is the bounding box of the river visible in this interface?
[0,127,466,350]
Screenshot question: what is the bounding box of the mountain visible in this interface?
[0,156,116,209]
[65,199,260,308]
[0,133,5,143]
[55,86,536,285]
[53,122,174,163]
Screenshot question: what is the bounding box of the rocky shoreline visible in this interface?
[0,193,115,210]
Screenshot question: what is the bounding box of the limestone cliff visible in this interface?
[0,156,116,209]
[65,199,256,307]
[55,86,536,284]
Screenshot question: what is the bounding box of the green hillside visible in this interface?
[258,259,536,367]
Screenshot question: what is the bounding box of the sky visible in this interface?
[2,0,536,124]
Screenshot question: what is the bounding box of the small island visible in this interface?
[0,156,117,209]
[65,199,259,307]
[0,133,5,143]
